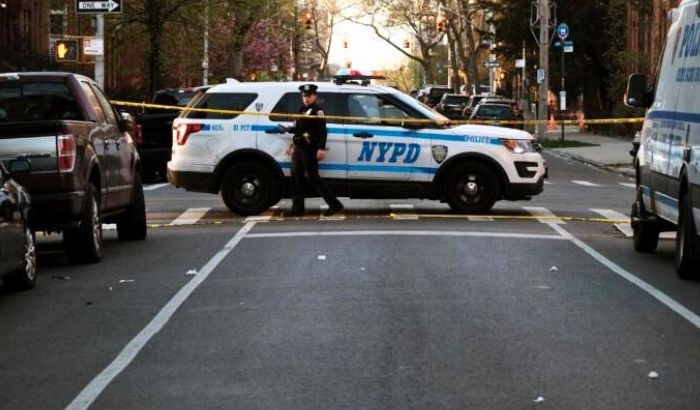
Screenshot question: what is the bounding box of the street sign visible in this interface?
[555,40,574,53]
[83,38,104,56]
[537,69,545,84]
[76,0,122,14]
[484,61,500,69]
[557,23,570,41]
[55,40,79,62]
[564,44,574,53]
[559,91,567,111]
[515,59,525,69]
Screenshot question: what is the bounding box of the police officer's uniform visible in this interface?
[286,84,343,216]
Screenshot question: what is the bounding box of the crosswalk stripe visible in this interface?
[523,206,566,224]
[143,183,169,191]
[544,181,553,185]
[591,209,632,237]
[168,207,211,226]
[619,182,636,188]
[467,216,495,222]
[572,180,600,187]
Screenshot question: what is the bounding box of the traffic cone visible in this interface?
[548,113,557,131]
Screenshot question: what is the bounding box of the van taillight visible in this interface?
[57,135,76,172]
[176,123,202,145]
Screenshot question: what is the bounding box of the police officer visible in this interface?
[282,84,343,217]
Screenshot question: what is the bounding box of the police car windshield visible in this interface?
[393,92,450,123]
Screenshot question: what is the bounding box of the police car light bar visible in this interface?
[333,69,386,85]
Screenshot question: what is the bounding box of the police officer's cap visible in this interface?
[299,84,318,95]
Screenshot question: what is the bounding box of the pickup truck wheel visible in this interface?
[3,219,37,291]
[632,202,659,253]
[221,162,275,216]
[64,184,102,264]
[676,196,700,279]
[444,162,499,214]
[117,174,147,241]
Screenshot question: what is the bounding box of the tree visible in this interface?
[241,19,292,80]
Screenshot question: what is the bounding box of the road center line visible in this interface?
[544,221,700,330]
[168,207,211,226]
[65,222,257,410]
[245,230,567,240]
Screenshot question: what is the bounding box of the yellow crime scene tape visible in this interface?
[111,100,645,127]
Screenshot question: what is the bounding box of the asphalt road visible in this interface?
[1,152,699,409]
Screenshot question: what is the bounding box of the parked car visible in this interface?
[0,159,36,290]
[420,85,451,107]
[435,94,470,120]
[462,93,490,117]
[135,87,208,182]
[469,103,523,129]
[0,72,146,264]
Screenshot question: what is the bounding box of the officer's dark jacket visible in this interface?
[289,103,328,150]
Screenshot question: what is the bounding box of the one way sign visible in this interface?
[76,0,122,14]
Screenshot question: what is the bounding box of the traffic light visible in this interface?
[436,15,447,33]
[303,12,313,30]
[55,40,79,62]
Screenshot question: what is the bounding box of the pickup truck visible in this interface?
[135,87,207,182]
[0,72,146,263]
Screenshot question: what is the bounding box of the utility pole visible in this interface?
[537,0,549,139]
[488,10,496,95]
[95,14,105,88]
[202,0,209,86]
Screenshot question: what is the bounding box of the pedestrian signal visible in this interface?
[55,40,79,62]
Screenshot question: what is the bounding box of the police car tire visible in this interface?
[632,202,659,253]
[444,162,499,214]
[221,162,276,216]
[676,196,700,279]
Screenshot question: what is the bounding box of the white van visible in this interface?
[625,0,700,279]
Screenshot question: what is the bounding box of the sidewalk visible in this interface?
[543,128,635,177]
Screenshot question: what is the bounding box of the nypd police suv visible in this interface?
[625,0,700,279]
[167,74,546,217]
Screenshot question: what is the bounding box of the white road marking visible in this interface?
[245,208,277,223]
[142,183,169,191]
[619,182,637,188]
[245,230,567,241]
[523,206,566,224]
[390,203,419,220]
[168,207,211,226]
[544,181,553,185]
[65,222,257,410]
[572,180,600,187]
[590,209,675,240]
[544,222,700,330]
[318,255,326,260]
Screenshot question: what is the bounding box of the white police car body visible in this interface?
[168,80,546,215]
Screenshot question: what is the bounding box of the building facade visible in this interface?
[627,0,681,75]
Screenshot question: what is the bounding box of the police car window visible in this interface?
[184,93,257,119]
[348,94,412,125]
[270,92,345,123]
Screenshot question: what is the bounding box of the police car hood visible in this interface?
[447,124,533,141]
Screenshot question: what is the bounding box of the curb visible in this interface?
[548,149,636,178]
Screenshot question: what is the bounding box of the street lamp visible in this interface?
[0,2,7,8]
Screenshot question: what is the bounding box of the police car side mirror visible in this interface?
[625,74,652,108]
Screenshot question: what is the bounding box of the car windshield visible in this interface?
[0,81,82,122]
[474,105,512,118]
[444,96,468,105]
[393,91,450,123]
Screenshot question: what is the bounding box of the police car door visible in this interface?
[263,92,347,180]
[346,93,420,181]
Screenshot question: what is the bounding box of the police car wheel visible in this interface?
[444,162,499,214]
[676,196,700,279]
[221,162,276,216]
[631,202,659,253]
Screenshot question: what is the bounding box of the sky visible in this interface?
[327,4,410,72]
